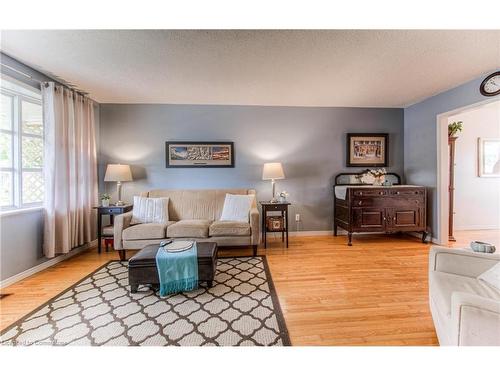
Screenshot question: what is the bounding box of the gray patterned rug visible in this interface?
[0,257,290,346]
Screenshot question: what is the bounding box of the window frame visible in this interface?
[0,77,44,211]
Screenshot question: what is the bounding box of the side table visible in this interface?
[259,201,291,249]
[93,204,133,253]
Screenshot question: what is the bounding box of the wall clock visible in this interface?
[479,71,500,96]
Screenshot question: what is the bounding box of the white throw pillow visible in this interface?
[477,262,500,291]
[131,196,169,224]
[220,194,253,222]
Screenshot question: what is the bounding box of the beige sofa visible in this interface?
[113,188,259,259]
[429,246,500,345]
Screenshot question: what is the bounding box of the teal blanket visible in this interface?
[155,243,198,297]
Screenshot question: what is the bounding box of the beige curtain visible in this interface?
[42,82,98,258]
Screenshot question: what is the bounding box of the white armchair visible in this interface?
[429,246,500,346]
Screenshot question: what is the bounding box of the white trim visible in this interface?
[436,98,500,246]
[0,205,43,217]
[0,240,97,288]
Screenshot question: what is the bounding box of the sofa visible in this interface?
[429,246,500,345]
[113,188,259,259]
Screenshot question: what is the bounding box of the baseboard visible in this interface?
[288,230,334,237]
[406,231,439,244]
[0,239,97,289]
[454,225,500,231]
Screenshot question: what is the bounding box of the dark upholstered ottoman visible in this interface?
[128,242,218,293]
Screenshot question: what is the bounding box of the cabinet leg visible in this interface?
[333,223,338,236]
[118,250,126,261]
[252,245,258,256]
[421,231,429,243]
[130,284,138,293]
[348,232,353,246]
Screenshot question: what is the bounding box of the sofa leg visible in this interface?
[118,250,126,261]
[252,245,258,256]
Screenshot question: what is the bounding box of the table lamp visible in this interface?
[104,164,133,206]
[262,162,285,203]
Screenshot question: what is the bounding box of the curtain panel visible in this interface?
[42,82,98,258]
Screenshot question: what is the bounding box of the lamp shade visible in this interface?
[104,164,133,182]
[262,162,285,180]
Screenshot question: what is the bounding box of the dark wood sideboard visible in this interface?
[333,172,428,246]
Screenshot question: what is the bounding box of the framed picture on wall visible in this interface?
[346,133,388,167]
[478,138,500,177]
[165,141,235,168]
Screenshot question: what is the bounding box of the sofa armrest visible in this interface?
[113,211,133,250]
[450,292,500,346]
[250,207,260,245]
[429,246,500,278]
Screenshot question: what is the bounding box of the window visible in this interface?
[1,76,44,210]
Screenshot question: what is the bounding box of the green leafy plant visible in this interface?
[101,193,111,200]
[448,121,463,137]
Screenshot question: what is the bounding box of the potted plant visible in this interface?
[101,193,111,207]
[448,121,463,137]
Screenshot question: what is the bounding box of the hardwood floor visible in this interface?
[451,229,500,248]
[0,233,450,345]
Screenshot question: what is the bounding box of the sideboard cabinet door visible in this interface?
[386,207,421,230]
[352,207,386,231]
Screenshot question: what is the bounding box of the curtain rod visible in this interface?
[1,62,90,97]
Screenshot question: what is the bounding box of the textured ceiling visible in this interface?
[1,30,499,107]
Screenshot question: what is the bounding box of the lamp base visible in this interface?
[115,200,125,206]
[270,197,278,203]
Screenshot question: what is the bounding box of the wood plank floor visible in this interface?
[0,233,464,345]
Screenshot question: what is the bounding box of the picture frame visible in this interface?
[346,133,388,167]
[165,141,234,168]
[478,138,500,177]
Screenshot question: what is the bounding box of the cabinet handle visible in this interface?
[396,191,400,195]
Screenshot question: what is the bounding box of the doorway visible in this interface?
[436,99,500,246]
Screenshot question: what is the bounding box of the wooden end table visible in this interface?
[259,201,291,249]
[93,204,133,253]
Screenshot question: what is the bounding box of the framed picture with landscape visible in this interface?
[346,133,388,167]
[165,141,235,168]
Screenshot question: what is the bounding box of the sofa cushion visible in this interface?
[167,219,212,238]
[429,271,500,318]
[123,222,173,240]
[209,221,251,237]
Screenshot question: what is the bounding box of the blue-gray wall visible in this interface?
[404,71,499,237]
[0,53,100,281]
[99,104,404,231]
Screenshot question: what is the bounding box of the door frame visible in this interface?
[435,98,500,245]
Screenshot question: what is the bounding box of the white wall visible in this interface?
[448,101,500,230]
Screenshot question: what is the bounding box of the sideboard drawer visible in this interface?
[352,189,387,197]
[389,189,425,196]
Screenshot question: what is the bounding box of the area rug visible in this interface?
[0,257,290,346]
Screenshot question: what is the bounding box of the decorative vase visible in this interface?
[279,196,287,203]
[101,199,110,207]
[373,176,384,186]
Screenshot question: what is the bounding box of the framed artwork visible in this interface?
[478,138,500,177]
[346,133,388,167]
[165,141,234,168]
